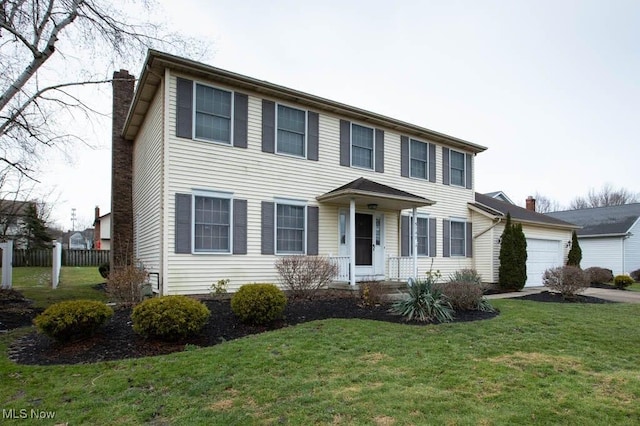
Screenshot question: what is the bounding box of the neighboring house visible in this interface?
[66,229,94,249]
[110,50,494,295]
[483,191,515,205]
[547,204,640,275]
[0,200,35,249]
[470,193,578,286]
[93,207,111,250]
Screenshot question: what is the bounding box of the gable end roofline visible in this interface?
[123,50,487,154]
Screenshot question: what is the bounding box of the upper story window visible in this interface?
[276,203,306,254]
[351,123,374,169]
[450,220,466,256]
[277,105,306,157]
[193,194,232,253]
[410,139,429,180]
[194,83,232,144]
[450,150,466,187]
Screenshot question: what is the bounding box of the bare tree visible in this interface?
[532,192,562,213]
[1,0,208,178]
[569,183,640,209]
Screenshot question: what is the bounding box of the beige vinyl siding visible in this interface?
[164,71,476,294]
[132,83,164,277]
[470,212,496,284]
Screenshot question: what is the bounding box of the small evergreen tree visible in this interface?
[21,203,52,250]
[498,214,516,289]
[567,230,582,267]
[513,223,528,289]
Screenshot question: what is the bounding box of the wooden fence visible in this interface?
[2,249,110,267]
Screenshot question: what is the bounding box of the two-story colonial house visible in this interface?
[111,50,572,295]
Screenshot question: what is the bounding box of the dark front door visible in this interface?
[355,213,373,266]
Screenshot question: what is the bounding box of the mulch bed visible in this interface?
[2,288,613,366]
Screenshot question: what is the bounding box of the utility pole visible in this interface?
[71,208,77,232]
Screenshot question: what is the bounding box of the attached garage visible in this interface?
[525,239,563,287]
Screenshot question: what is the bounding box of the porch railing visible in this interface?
[387,256,414,281]
[328,255,350,282]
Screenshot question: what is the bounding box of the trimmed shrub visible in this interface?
[585,267,614,284]
[106,264,148,304]
[567,230,582,267]
[275,256,338,300]
[391,277,453,323]
[435,281,494,312]
[231,283,287,325]
[448,269,483,286]
[34,300,113,342]
[542,266,589,298]
[359,280,385,307]
[132,295,210,341]
[498,214,527,290]
[98,262,110,279]
[630,269,640,282]
[613,275,634,290]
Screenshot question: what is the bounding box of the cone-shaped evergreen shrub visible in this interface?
[567,230,582,267]
[498,214,528,290]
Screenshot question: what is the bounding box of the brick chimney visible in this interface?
[93,206,101,250]
[526,196,536,212]
[110,70,135,268]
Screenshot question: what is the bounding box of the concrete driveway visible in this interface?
[486,287,640,303]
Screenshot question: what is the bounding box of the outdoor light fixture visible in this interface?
[367,204,378,210]
[566,241,572,248]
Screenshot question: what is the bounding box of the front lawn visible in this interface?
[1,299,639,424]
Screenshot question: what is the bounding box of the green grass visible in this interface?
[629,283,640,292]
[3,266,105,308]
[1,299,640,424]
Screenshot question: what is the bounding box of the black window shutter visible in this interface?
[466,153,473,189]
[307,111,319,161]
[429,143,436,183]
[429,217,437,257]
[233,93,248,148]
[375,129,384,173]
[176,78,193,139]
[340,120,350,167]
[442,147,450,186]
[233,199,247,254]
[262,100,275,153]
[401,136,409,177]
[307,206,319,255]
[466,222,473,258]
[401,215,410,257]
[443,219,450,258]
[175,193,192,253]
[261,201,275,255]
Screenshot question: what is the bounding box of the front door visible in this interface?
[355,213,373,270]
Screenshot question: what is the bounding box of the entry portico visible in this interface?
[317,177,435,286]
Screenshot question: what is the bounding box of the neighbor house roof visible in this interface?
[472,193,578,229]
[546,204,640,237]
[123,50,488,154]
[483,191,515,204]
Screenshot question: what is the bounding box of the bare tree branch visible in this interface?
[569,183,640,209]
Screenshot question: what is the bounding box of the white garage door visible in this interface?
[525,239,563,287]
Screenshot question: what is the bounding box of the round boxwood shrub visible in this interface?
[34,300,113,342]
[613,275,634,290]
[132,295,211,341]
[231,283,287,325]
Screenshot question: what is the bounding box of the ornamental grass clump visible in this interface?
[34,300,113,342]
[391,277,453,323]
[132,295,210,341]
[231,283,287,325]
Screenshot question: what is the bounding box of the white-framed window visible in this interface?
[410,216,429,256]
[277,104,306,157]
[276,201,306,254]
[351,123,374,169]
[193,191,232,253]
[194,83,233,144]
[450,220,466,257]
[450,149,466,187]
[410,139,428,180]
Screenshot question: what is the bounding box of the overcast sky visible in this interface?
[43,0,640,229]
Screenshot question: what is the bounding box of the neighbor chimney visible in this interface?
[526,196,536,212]
[110,70,135,268]
[94,206,101,250]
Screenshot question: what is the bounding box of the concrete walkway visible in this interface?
[486,286,640,303]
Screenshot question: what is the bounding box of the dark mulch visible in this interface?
[0,289,42,331]
[7,292,498,366]
[509,290,613,304]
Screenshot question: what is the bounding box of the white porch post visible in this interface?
[349,198,356,286]
[412,207,418,279]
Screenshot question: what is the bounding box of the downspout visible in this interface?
[474,216,503,239]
